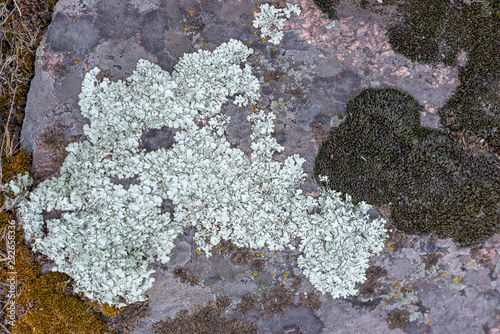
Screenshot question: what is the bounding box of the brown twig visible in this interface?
[0,322,11,334]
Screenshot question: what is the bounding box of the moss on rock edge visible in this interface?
[387,0,500,155]
[314,88,500,247]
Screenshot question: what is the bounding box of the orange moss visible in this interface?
[0,210,114,334]
[2,151,31,182]
[87,300,125,317]
[0,210,12,228]
[1,232,40,285]
[0,216,40,291]
[100,303,125,317]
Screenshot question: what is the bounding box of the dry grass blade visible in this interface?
[0,228,7,262]
[12,0,21,16]
[0,1,45,190]
[2,131,21,159]
[0,322,10,334]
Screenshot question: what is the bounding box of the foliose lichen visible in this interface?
[252,3,301,45]
[13,39,387,307]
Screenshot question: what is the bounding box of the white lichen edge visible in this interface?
[13,38,387,307]
[252,3,301,45]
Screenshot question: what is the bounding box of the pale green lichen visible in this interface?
[464,258,480,271]
[253,3,301,44]
[14,39,387,307]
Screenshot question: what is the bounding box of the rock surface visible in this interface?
[22,0,499,333]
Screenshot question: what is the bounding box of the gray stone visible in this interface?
[22,0,499,332]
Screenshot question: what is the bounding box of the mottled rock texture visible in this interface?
[22,0,499,333]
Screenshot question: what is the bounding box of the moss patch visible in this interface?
[438,27,500,155]
[359,266,387,299]
[0,204,113,333]
[258,283,295,319]
[387,308,410,329]
[2,150,31,183]
[314,88,500,247]
[298,292,322,311]
[387,0,500,155]
[237,292,257,316]
[13,272,112,334]
[85,300,125,318]
[152,297,256,334]
[173,266,200,286]
[387,0,499,65]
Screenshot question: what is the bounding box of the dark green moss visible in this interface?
[314,88,500,247]
[438,28,500,154]
[387,0,500,154]
[312,0,340,20]
[387,0,447,64]
[387,0,497,65]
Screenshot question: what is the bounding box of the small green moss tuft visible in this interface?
[312,0,340,20]
[314,88,500,247]
[14,272,112,334]
[387,0,500,154]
